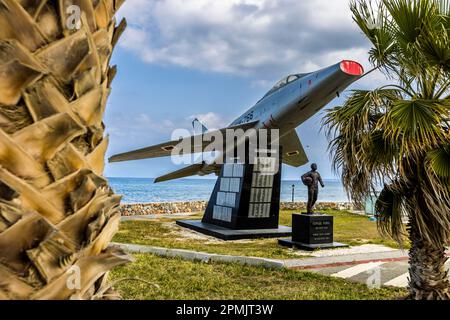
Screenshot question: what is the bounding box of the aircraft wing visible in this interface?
[154,129,308,183]
[154,163,221,183]
[279,130,309,167]
[109,121,259,163]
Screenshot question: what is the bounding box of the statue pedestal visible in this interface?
[278,213,348,251]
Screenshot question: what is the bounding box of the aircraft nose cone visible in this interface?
[340,60,364,76]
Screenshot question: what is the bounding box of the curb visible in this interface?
[111,243,286,269]
[112,242,450,271]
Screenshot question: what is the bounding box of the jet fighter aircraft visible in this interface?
[109,60,364,182]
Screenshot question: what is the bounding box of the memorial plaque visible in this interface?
[251,188,262,203]
[263,188,272,202]
[212,205,220,220]
[248,204,256,218]
[254,157,277,173]
[213,205,232,222]
[292,214,333,244]
[216,192,226,206]
[252,174,274,188]
[223,207,232,222]
[250,188,272,203]
[309,219,333,244]
[248,203,270,218]
[233,164,244,177]
[229,178,241,192]
[223,164,234,177]
[226,192,236,207]
[265,175,275,187]
[220,178,230,191]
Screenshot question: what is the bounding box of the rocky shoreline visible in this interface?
[119,201,356,216]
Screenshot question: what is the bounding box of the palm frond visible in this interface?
[383,0,436,44]
[375,182,408,243]
[427,147,450,180]
[350,0,397,70]
[379,99,448,161]
[417,17,450,74]
[437,0,450,30]
[324,89,402,204]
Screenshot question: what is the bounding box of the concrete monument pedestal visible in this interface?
[278,213,348,251]
[177,146,291,241]
[177,220,291,241]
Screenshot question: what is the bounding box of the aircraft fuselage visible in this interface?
[231,60,364,136]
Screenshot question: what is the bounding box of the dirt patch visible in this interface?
[161,222,223,243]
[163,222,260,245]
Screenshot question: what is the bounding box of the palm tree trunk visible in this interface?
[408,220,450,300]
[0,0,130,299]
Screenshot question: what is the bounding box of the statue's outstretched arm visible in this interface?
[318,173,325,188]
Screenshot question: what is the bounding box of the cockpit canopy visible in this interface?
[260,73,309,101]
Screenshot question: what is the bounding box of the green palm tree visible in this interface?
[324,0,450,299]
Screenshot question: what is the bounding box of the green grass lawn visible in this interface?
[113,210,404,259]
[111,253,407,300]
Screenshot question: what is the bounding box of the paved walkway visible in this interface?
[289,250,450,288]
[309,257,450,288]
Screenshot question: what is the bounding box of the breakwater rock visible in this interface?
[119,201,356,216]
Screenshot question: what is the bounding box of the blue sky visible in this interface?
[104,0,389,180]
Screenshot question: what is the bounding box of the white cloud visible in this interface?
[118,0,381,82]
[188,112,229,130]
[107,113,176,139]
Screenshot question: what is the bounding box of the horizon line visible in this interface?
[106,176,342,181]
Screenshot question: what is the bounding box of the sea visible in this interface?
[107,178,349,204]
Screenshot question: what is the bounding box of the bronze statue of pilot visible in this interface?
[301,163,325,214]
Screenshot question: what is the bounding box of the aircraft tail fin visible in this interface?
[192,118,208,134]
